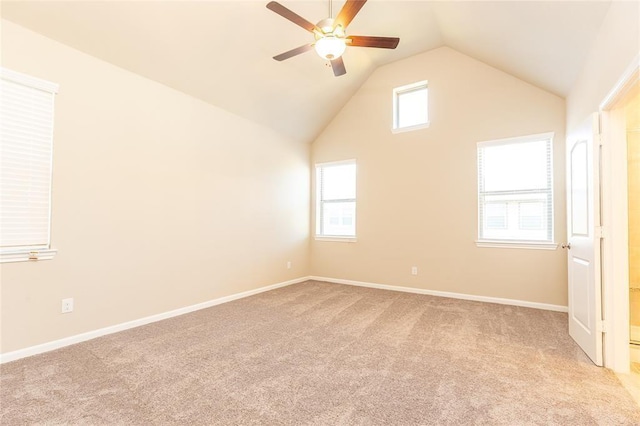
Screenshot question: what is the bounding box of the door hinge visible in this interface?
[597,320,608,333]
[595,226,605,239]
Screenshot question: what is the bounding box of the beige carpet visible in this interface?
[2,280,639,425]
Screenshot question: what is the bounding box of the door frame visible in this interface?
[599,54,639,373]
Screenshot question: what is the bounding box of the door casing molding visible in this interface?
[599,54,639,373]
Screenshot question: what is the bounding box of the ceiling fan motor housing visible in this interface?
[316,18,343,36]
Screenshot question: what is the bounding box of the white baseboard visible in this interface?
[0,276,310,364]
[309,276,569,313]
[1,275,569,364]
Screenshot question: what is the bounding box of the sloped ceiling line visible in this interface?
[1,1,611,144]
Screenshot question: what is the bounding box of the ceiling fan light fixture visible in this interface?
[267,0,400,77]
[314,36,346,60]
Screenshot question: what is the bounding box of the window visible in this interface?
[315,160,356,240]
[392,80,428,132]
[477,133,554,248]
[0,68,59,262]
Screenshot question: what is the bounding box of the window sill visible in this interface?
[315,236,357,243]
[0,248,58,263]
[391,121,430,134]
[475,240,558,250]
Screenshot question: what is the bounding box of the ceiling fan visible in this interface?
[266,0,400,77]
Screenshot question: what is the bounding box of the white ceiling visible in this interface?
[1,1,611,143]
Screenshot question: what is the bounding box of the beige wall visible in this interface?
[566,0,639,133]
[311,47,567,306]
[0,20,310,353]
[9,2,635,353]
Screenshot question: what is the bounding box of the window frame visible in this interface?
[476,132,557,250]
[392,80,429,133]
[0,67,59,263]
[315,159,357,242]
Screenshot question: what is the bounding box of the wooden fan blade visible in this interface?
[347,36,400,49]
[266,1,319,33]
[330,57,347,77]
[273,44,314,61]
[334,0,367,30]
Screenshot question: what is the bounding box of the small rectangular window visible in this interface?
[477,133,554,246]
[0,68,59,262]
[393,81,428,132]
[315,160,356,239]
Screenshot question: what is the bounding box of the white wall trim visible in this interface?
[310,276,568,312]
[475,240,558,250]
[314,236,357,243]
[0,248,57,263]
[391,121,430,134]
[599,53,640,111]
[314,159,356,168]
[0,276,310,364]
[601,107,632,373]
[477,131,555,148]
[0,67,59,93]
[1,275,570,364]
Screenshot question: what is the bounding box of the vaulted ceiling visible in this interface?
[1,1,612,143]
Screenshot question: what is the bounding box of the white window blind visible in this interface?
[315,160,356,238]
[0,68,59,262]
[477,133,554,245]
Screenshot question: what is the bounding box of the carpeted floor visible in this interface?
[2,280,639,425]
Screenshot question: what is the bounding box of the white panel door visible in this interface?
[566,113,603,366]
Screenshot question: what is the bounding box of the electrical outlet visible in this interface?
[287,261,292,269]
[61,298,74,313]
[411,266,418,276]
